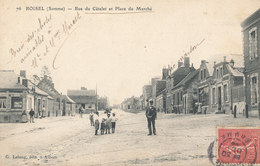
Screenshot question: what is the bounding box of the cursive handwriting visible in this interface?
[182,38,205,61]
[8,12,81,69]
[52,12,81,69]
[167,38,205,73]
[9,14,52,59]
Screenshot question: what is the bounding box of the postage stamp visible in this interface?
[217,128,260,164]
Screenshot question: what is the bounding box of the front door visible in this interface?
[218,87,222,111]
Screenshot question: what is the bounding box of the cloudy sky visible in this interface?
[0,0,259,105]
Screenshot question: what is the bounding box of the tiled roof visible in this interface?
[241,8,260,28]
[0,71,27,90]
[62,95,76,103]
[171,66,196,77]
[34,86,49,96]
[67,89,96,96]
[173,70,199,89]
[68,95,96,104]
[226,65,244,77]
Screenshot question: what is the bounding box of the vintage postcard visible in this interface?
[0,0,260,165]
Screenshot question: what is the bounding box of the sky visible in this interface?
[0,0,259,105]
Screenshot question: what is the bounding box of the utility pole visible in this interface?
[96,84,98,112]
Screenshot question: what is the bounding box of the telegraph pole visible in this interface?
[96,84,98,112]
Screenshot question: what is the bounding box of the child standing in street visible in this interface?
[93,111,100,135]
[111,113,118,133]
[105,114,112,134]
[100,118,106,135]
[89,111,94,126]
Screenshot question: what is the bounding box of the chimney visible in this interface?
[20,70,26,78]
[81,87,87,90]
[18,77,20,84]
[22,79,28,87]
[184,57,190,67]
[178,61,183,68]
[201,60,206,64]
[224,56,226,62]
[162,68,169,80]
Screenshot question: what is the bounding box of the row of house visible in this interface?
[120,96,142,111]
[131,8,260,118]
[0,70,107,122]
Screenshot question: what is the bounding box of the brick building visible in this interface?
[211,57,244,114]
[241,9,260,117]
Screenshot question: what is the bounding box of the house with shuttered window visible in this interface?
[241,8,260,117]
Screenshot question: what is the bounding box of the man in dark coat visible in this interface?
[29,108,35,123]
[145,100,157,135]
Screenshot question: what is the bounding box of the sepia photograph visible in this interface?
[0,0,260,165]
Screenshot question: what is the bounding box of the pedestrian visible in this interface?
[111,113,117,133]
[79,105,84,118]
[105,113,112,134]
[21,110,28,123]
[94,111,100,135]
[29,108,35,123]
[146,100,157,135]
[100,118,106,135]
[234,105,237,118]
[42,106,46,118]
[89,111,94,126]
[111,113,118,133]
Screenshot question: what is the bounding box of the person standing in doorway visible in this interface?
[29,108,35,123]
[146,100,157,135]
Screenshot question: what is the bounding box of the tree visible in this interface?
[41,66,52,81]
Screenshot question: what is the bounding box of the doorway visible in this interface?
[218,87,222,111]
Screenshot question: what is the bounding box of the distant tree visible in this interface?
[41,66,52,81]
[31,74,41,85]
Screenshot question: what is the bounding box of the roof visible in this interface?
[68,96,97,104]
[62,95,76,103]
[173,70,199,89]
[241,8,260,29]
[67,89,96,96]
[226,64,244,77]
[48,95,54,100]
[171,66,196,77]
[34,86,49,96]
[0,71,27,90]
[205,61,214,77]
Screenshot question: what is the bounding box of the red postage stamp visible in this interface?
[217,128,260,164]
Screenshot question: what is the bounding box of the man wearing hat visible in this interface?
[145,100,157,135]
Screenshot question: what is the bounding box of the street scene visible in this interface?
[0,110,259,166]
[1,0,260,166]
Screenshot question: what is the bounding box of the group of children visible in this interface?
[89,111,118,135]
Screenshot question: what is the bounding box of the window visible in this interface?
[201,70,203,79]
[212,88,216,104]
[0,97,7,108]
[204,69,206,78]
[249,27,257,60]
[216,69,219,78]
[251,76,258,105]
[180,91,183,101]
[220,67,223,77]
[224,85,228,101]
[11,97,23,109]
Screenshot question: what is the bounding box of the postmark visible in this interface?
[217,128,260,164]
